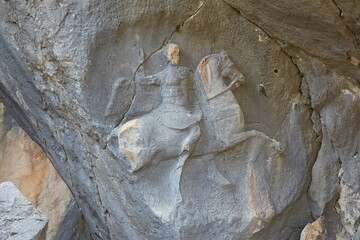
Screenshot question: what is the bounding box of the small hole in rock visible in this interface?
[274,69,278,73]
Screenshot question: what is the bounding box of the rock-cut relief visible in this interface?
[119,44,201,173]
[117,44,284,229]
[118,45,253,172]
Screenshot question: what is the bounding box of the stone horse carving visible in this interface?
[119,44,201,172]
[195,51,246,155]
[116,46,287,227]
[119,46,246,172]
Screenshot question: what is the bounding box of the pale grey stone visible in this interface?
[308,130,341,218]
[0,182,48,240]
[294,53,360,238]
[0,0,359,239]
[353,224,360,240]
[115,45,316,239]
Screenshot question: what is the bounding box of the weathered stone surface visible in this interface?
[0,0,359,239]
[0,181,48,240]
[224,0,360,81]
[54,201,92,240]
[300,218,324,240]
[0,102,89,240]
[308,130,340,218]
[293,52,360,239]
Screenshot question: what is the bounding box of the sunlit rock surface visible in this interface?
[0,102,90,240]
[0,0,359,239]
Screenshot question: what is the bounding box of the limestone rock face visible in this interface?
[0,0,359,239]
[0,182,48,240]
[0,102,89,240]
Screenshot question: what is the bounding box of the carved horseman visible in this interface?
[119,44,201,172]
[119,47,248,170]
[115,45,285,226]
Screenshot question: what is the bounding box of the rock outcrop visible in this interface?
[0,181,48,240]
[0,102,90,239]
[300,218,324,240]
[0,0,359,239]
[0,102,73,239]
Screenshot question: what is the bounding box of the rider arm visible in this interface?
[137,65,162,85]
[139,74,161,85]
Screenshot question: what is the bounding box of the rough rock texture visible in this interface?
[0,0,359,239]
[0,181,48,240]
[300,218,324,240]
[0,103,92,240]
[53,201,92,240]
[0,102,73,239]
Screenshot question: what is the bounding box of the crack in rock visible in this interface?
[223,0,360,85]
[117,1,206,127]
[331,0,360,47]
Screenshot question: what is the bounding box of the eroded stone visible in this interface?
[0,182,48,240]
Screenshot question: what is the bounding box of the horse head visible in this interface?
[219,51,245,87]
[198,51,245,99]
